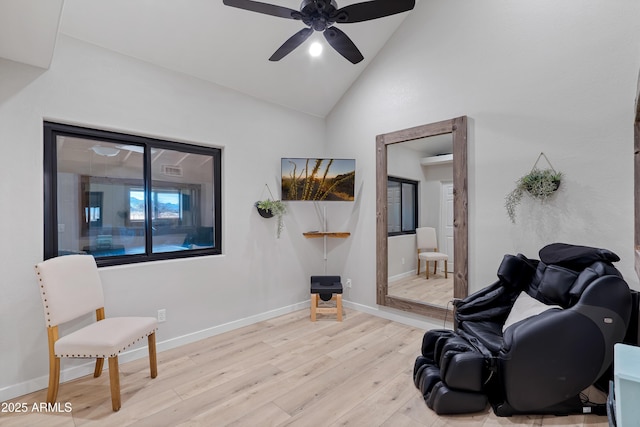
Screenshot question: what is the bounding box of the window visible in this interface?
[387,176,418,235]
[43,122,222,266]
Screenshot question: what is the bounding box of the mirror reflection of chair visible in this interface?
[416,227,448,279]
[34,255,158,411]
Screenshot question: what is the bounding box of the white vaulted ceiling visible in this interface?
[0,0,64,68]
[0,0,417,117]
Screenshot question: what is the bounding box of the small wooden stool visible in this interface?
[310,275,343,322]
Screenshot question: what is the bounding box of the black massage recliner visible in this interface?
[413,243,637,417]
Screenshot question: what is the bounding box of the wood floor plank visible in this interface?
[0,411,75,427]
[3,309,611,427]
[179,355,340,426]
[76,389,182,427]
[389,273,454,307]
[272,328,412,416]
[131,364,284,427]
[274,334,417,425]
[540,414,607,427]
[381,412,431,427]
[432,411,493,427]
[325,320,406,360]
[282,353,404,427]
[331,372,417,426]
[482,413,541,426]
[224,402,291,427]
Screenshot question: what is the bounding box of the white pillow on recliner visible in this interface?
[502,291,562,333]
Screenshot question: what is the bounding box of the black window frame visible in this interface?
[43,121,222,267]
[387,176,418,236]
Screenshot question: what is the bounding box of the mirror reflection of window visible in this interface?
[84,192,103,226]
[387,177,418,235]
[388,180,401,233]
[401,182,416,232]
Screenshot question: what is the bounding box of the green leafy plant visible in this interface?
[255,199,287,238]
[505,168,562,223]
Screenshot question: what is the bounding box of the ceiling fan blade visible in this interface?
[269,28,314,61]
[222,0,299,20]
[333,0,415,23]
[323,27,363,64]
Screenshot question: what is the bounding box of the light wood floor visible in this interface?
[1,309,609,427]
[389,271,454,307]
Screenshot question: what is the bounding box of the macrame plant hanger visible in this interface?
[262,183,276,200]
[531,152,557,174]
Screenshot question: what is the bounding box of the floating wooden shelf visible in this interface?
[303,232,351,239]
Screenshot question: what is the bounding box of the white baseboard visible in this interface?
[152,300,309,354]
[1,299,446,403]
[342,300,452,331]
[0,301,309,403]
[388,270,416,282]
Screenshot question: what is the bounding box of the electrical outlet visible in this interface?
[345,279,352,288]
[157,309,166,323]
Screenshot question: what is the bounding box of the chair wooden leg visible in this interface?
[108,356,121,411]
[46,327,60,404]
[310,294,318,322]
[148,333,158,379]
[434,261,437,275]
[425,261,429,279]
[94,308,106,378]
[444,261,448,279]
[94,358,104,377]
[47,357,60,404]
[417,257,421,275]
[336,294,343,322]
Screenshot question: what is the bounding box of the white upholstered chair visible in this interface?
[416,227,449,279]
[34,255,158,411]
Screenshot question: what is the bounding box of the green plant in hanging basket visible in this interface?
[505,167,562,223]
[255,199,287,237]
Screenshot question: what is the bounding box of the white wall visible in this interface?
[3,0,640,402]
[325,0,640,313]
[0,35,327,400]
[422,164,452,231]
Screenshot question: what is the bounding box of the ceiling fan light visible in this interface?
[309,42,323,57]
[91,146,120,157]
[116,144,144,153]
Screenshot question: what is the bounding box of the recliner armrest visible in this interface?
[500,275,631,412]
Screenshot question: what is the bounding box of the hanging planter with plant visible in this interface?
[505,152,563,223]
[255,184,287,238]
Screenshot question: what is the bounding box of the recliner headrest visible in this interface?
[497,254,538,289]
[538,243,619,270]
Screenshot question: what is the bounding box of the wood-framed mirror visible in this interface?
[376,116,468,321]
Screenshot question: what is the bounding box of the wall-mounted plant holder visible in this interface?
[255,184,287,237]
[256,205,274,218]
[505,152,563,223]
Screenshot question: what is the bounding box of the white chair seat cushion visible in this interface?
[419,252,449,261]
[55,317,157,358]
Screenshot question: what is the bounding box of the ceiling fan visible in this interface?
[222,0,416,64]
